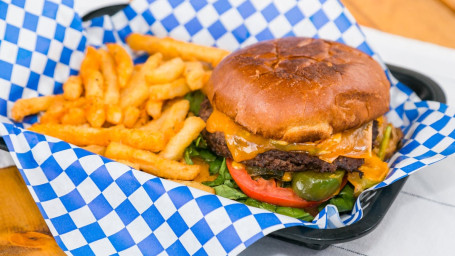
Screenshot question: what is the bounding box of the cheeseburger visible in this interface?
[199,37,402,209]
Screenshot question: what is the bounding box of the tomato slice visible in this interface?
[226,159,323,208]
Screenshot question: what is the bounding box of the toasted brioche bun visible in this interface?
[205,37,390,143]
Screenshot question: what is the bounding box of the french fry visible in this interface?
[40,110,64,124]
[106,43,133,89]
[183,61,205,90]
[61,107,86,125]
[106,105,123,124]
[146,57,185,84]
[63,76,83,100]
[127,33,230,67]
[108,127,165,152]
[99,49,119,105]
[86,99,105,128]
[123,106,140,128]
[134,108,149,128]
[113,159,141,170]
[172,121,185,134]
[171,180,215,194]
[80,47,104,102]
[28,124,110,146]
[160,116,206,160]
[63,97,87,108]
[134,64,143,72]
[84,71,104,100]
[28,124,165,152]
[40,97,88,124]
[79,46,100,86]
[11,95,62,122]
[145,99,163,119]
[142,52,163,70]
[149,78,191,101]
[160,100,190,134]
[140,106,170,131]
[141,99,189,132]
[203,70,212,86]
[119,67,146,108]
[104,142,201,180]
[39,96,67,124]
[120,53,162,108]
[82,145,106,155]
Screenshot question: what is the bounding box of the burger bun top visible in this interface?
[205,37,390,143]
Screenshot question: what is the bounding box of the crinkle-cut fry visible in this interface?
[120,53,162,108]
[99,49,119,105]
[82,145,106,155]
[104,142,201,180]
[80,46,101,85]
[61,107,86,125]
[106,105,123,124]
[123,106,140,128]
[141,99,189,132]
[170,180,215,194]
[11,95,62,122]
[149,78,191,101]
[63,75,83,100]
[183,61,205,91]
[28,124,165,152]
[146,57,185,84]
[106,43,133,89]
[84,71,104,100]
[127,33,229,67]
[145,99,163,120]
[86,99,105,128]
[159,116,206,160]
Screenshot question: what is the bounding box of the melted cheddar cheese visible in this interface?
[348,154,389,196]
[206,109,373,162]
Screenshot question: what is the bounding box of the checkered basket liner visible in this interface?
[1,0,454,255]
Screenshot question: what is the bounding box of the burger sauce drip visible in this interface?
[206,109,373,162]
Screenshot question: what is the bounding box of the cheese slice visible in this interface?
[206,109,372,162]
[348,154,389,196]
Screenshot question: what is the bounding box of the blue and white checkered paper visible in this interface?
[1,0,455,254]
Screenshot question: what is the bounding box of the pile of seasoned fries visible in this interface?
[11,33,230,194]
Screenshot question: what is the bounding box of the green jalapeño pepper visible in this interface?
[292,170,345,201]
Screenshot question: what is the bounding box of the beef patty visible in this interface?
[199,99,366,173]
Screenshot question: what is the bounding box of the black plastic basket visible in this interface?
[0,4,447,251]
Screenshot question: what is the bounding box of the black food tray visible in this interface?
[0,4,447,251]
